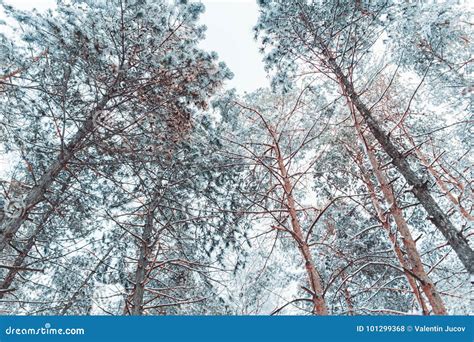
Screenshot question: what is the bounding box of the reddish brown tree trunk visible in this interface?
[352,149,429,315]
[350,107,447,314]
[272,128,328,315]
[327,58,473,273]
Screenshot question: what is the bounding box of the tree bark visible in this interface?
[0,215,48,299]
[349,102,447,314]
[0,178,71,298]
[0,96,111,252]
[273,129,328,315]
[129,199,157,316]
[355,157,430,314]
[364,148,447,314]
[328,58,474,274]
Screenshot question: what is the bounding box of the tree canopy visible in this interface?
[0,0,471,316]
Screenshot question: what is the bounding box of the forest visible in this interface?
[0,0,472,316]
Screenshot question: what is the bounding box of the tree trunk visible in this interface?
[129,200,157,316]
[0,95,112,252]
[349,103,447,314]
[0,179,71,298]
[273,130,328,315]
[352,149,429,315]
[0,221,47,299]
[366,148,447,314]
[328,57,474,274]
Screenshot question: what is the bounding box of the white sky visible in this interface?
[198,0,269,92]
[2,0,269,92]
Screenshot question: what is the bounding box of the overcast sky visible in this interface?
[3,0,269,92]
[198,0,269,92]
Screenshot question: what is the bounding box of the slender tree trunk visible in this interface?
[273,130,328,315]
[348,100,447,314]
[130,200,157,316]
[352,150,429,315]
[0,179,71,298]
[0,90,116,252]
[327,57,474,273]
[365,147,447,314]
[0,219,46,299]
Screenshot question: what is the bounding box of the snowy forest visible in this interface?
[0,0,472,316]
